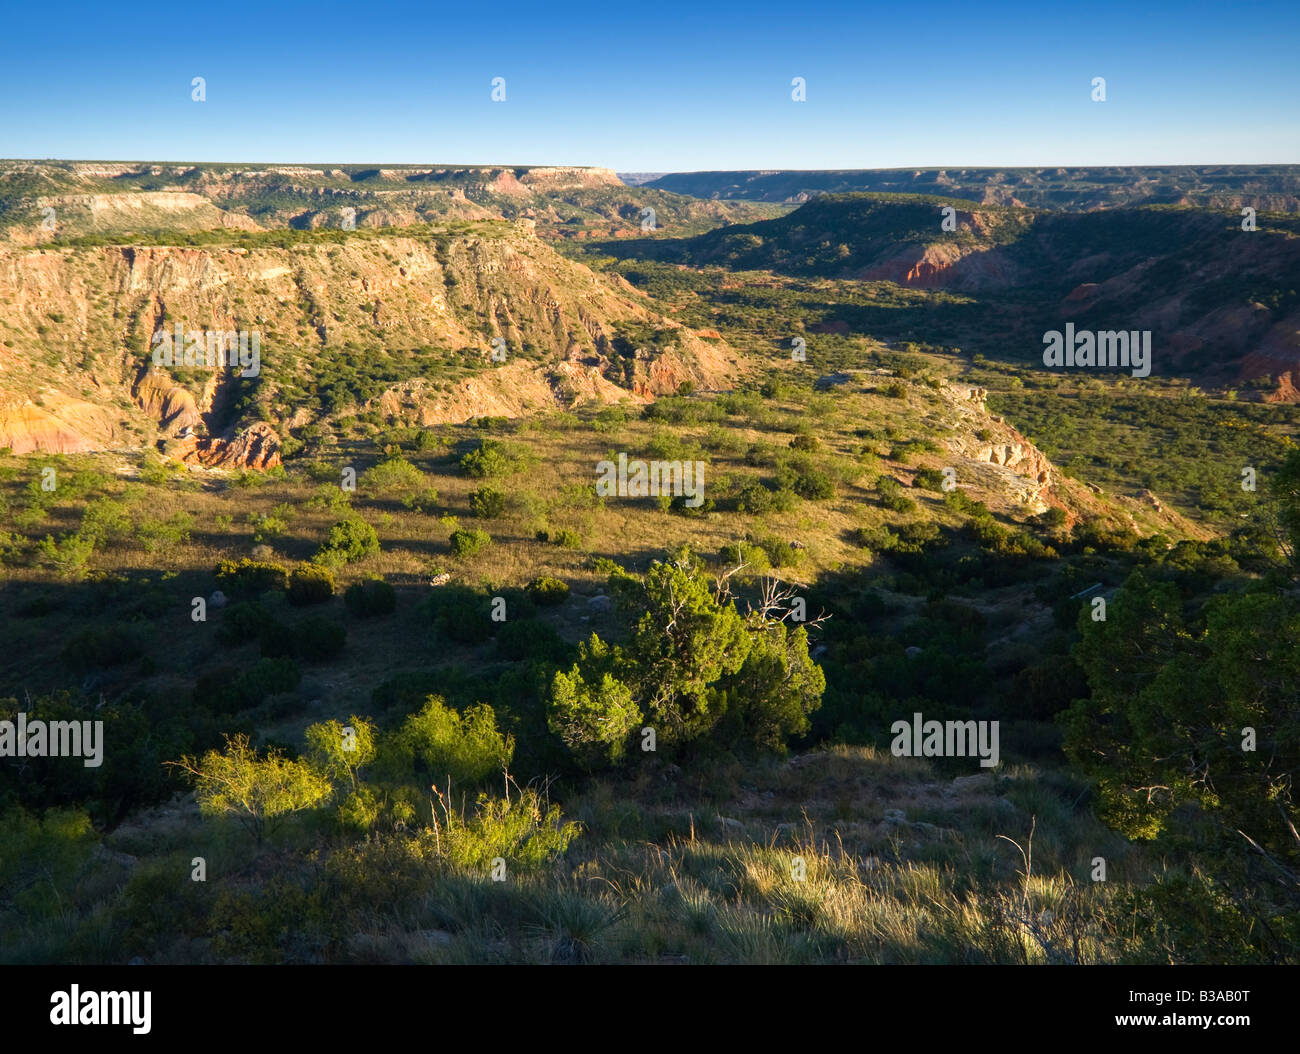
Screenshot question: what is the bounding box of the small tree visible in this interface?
[288,563,335,605]
[305,716,376,790]
[382,696,514,788]
[547,665,642,768]
[169,734,331,846]
[469,486,508,519]
[621,553,751,745]
[722,622,825,750]
[315,517,379,568]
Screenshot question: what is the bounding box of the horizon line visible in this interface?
[4,158,1300,172]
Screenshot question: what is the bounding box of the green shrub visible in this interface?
[241,657,302,701]
[385,696,515,787]
[36,533,95,578]
[719,541,773,576]
[592,407,627,433]
[344,577,397,617]
[944,489,978,514]
[526,576,570,605]
[196,658,303,714]
[792,469,834,500]
[246,510,288,544]
[137,512,192,553]
[1033,506,1070,529]
[552,528,583,550]
[172,733,327,847]
[914,468,946,492]
[360,456,425,493]
[288,564,335,606]
[435,593,497,643]
[291,617,347,662]
[442,788,580,872]
[79,498,131,544]
[733,479,796,514]
[495,619,571,662]
[399,487,440,513]
[193,665,249,714]
[778,455,835,500]
[876,476,916,513]
[755,535,803,568]
[469,486,507,519]
[217,601,276,646]
[306,484,352,512]
[460,440,511,478]
[61,623,142,673]
[449,527,491,558]
[848,525,883,550]
[216,558,289,596]
[670,494,716,515]
[256,619,297,659]
[547,666,642,767]
[315,517,379,567]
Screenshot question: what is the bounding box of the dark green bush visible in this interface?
[216,558,289,596]
[755,535,802,568]
[459,440,511,478]
[670,494,716,515]
[61,623,142,673]
[469,486,507,519]
[344,578,397,617]
[718,541,772,574]
[436,595,496,643]
[733,479,796,514]
[316,517,379,566]
[877,476,916,513]
[1033,506,1069,529]
[914,468,945,492]
[792,470,834,500]
[551,528,582,550]
[292,617,347,662]
[526,576,570,605]
[450,527,491,557]
[218,601,276,646]
[288,564,335,606]
[257,619,297,659]
[194,657,301,713]
[495,619,571,662]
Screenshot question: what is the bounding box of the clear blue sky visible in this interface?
[2,0,1297,170]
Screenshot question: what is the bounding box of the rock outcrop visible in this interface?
[0,394,122,454]
[179,422,282,469]
[0,225,736,458]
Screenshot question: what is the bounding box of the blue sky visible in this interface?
[2,0,1297,170]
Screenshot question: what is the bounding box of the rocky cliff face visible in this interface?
[931,381,1210,537]
[939,384,1054,512]
[645,166,1300,212]
[0,225,736,462]
[175,422,282,469]
[855,238,1019,290]
[0,392,123,454]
